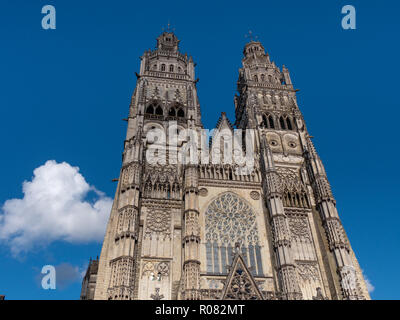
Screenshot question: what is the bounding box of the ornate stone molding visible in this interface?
[250,191,260,200]
[199,188,208,197]
[296,262,320,282]
[288,215,311,243]
[146,209,171,233]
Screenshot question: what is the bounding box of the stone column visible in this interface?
[100,131,144,300]
[305,138,363,300]
[182,164,201,300]
[260,135,302,300]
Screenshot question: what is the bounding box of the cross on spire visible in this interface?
[162,21,175,33]
[245,30,258,42]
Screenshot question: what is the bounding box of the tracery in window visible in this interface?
[286,117,293,130]
[205,192,263,276]
[280,116,286,129]
[145,102,163,117]
[168,107,176,116]
[279,115,294,131]
[155,106,163,115]
[145,105,154,114]
[277,167,310,208]
[177,108,184,117]
[261,114,275,129]
[168,105,184,118]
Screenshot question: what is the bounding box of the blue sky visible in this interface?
[0,0,399,299]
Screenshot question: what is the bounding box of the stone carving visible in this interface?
[324,218,349,250]
[142,261,170,279]
[121,164,139,190]
[226,269,258,299]
[277,265,303,300]
[288,216,311,242]
[108,257,135,299]
[296,263,320,282]
[312,287,327,300]
[222,253,263,300]
[151,288,164,300]
[157,262,170,276]
[271,215,291,247]
[276,167,310,208]
[250,191,260,200]
[276,167,302,191]
[339,266,362,299]
[314,176,333,200]
[146,209,171,233]
[199,188,208,197]
[143,165,182,200]
[141,261,155,277]
[117,206,136,235]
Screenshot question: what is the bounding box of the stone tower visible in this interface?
[85,32,370,300]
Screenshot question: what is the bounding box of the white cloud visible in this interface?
[364,276,375,293]
[365,278,375,293]
[0,160,112,256]
[362,269,375,293]
[55,263,85,290]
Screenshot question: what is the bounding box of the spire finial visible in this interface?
[162,20,175,33]
[245,30,258,42]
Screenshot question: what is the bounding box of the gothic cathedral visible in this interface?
[80,32,370,300]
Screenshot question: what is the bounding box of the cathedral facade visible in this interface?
[81,32,370,300]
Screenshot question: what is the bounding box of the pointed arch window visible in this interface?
[283,191,310,208]
[155,106,163,115]
[279,116,286,130]
[169,64,174,72]
[262,115,268,128]
[145,105,154,114]
[177,108,185,118]
[168,107,176,116]
[286,117,293,130]
[268,115,275,129]
[161,64,166,71]
[261,74,265,81]
[145,102,163,116]
[262,114,275,129]
[253,75,258,82]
